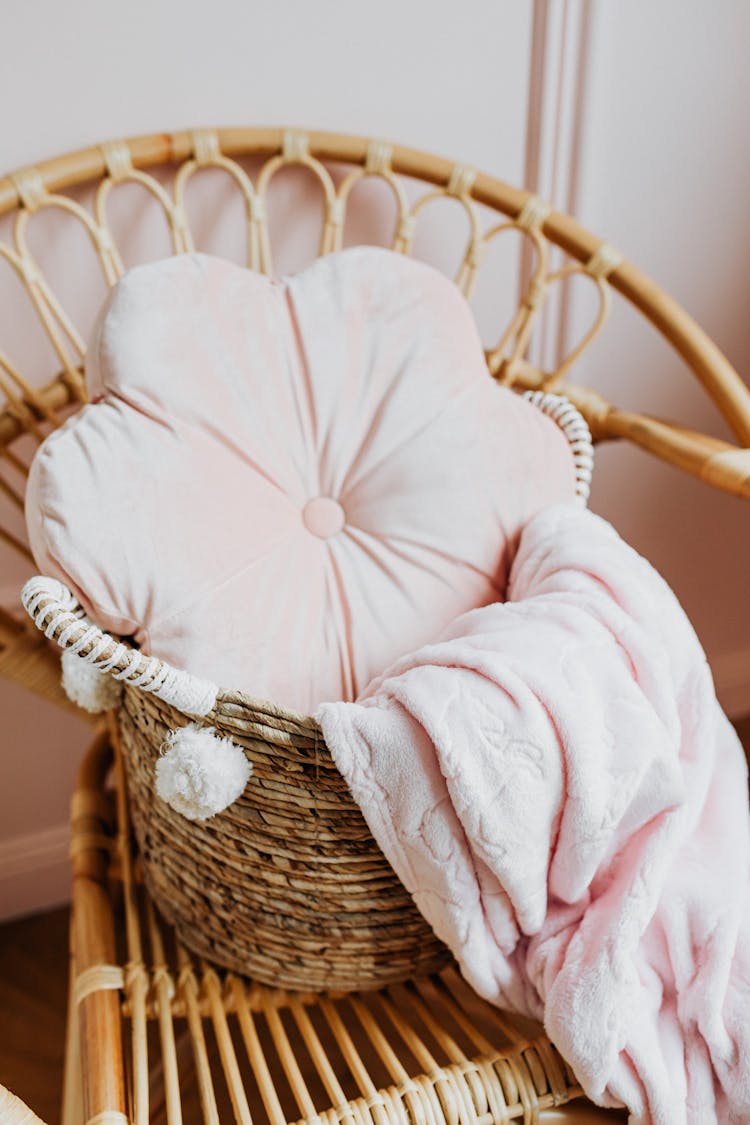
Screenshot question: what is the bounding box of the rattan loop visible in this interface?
[191,127,221,165]
[101,140,133,182]
[586,242,623,280]
[18,257,41,287]
[74,965,125,1007]
[328,197,345,227]
[249,195,267,222]
[70,789,111,820]
[465,242,485,270]
[125,960,149,994]
[447,165,476,198]
[365,140,393,174]
[152,965,176,1000]
[524,278,545,310]
[10,168,46,212]
[1,124,750,507]
[69,832,114,859]
[397,216,416,243]
[177,963,197,992]
[95,226,115,254]
[516,194,551,232]
[171,204,189,232]
[283,130,310,162]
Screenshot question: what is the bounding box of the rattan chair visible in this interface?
[2,125,749,1125]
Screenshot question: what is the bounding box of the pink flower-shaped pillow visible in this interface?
[26,248,576,712]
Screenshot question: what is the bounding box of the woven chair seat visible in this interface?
[51,728,624,1125]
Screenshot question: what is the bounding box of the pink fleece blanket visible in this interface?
[317,504,750,1124]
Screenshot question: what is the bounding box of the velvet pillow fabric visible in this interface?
[26,248,576,712]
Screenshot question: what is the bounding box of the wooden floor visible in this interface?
[2,718,749,1124]
[0,906,69,1124]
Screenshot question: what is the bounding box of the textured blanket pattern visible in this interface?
[317,505,750,1124]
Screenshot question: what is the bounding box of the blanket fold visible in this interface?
[317,504,750,1125]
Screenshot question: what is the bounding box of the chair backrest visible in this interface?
[1,126,749,706]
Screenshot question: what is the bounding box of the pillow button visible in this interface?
[302,496,346,539]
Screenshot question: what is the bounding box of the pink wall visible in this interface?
[567,0,750,702]
[1,0,749,919]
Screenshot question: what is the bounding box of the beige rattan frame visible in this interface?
[1,127,749,716]
[1,127,749,497]
[0,125,744,1123]
[1,127,750,664]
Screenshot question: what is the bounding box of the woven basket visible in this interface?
[20,389,594,991]
[23,577,453,991]
[123,687,453,990]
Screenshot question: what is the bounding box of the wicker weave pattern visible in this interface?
[59,730,618,1125]
[5,124,750,989]
[18,581,443,989]
[0,124,715,1123]
[120,684,450,991]
[2,125,750,580]
[3,126,750,720]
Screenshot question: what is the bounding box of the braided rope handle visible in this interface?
[21,577,217,716]
[522,391,594,505]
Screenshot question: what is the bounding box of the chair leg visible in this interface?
[69,729,129,1124]
[61,939,83,1125]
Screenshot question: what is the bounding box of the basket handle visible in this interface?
[21,576,218,716]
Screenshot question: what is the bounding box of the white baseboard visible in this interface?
[0,821,70,921]
[710,648,750,720]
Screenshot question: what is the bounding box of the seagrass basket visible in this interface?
[19,575,452,990]
[4,126,750,995]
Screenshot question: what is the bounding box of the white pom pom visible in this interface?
[61,650,123,713]
[155,724,252,821]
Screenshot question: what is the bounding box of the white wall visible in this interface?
[1,0,749,919]
[572,0,750,695]
[1,0,532,175]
